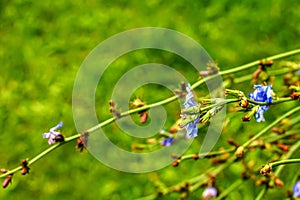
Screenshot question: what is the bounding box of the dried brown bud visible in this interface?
[192,153,199,160]
[2,174,12,188]
[76,137,87,152]
[109,100,115,107]
[169,126,179,134]
[227,138,239,148]
[172,161,180,167]
[20,160,30,175]
[274,177,284,187]
[242,116,251,121]
[290,92,300,100]
[271,127,286,134]
[241,172,249,180]
[277,143,289,152]
[210,158,226,164]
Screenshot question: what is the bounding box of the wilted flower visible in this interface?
[180,84,200,138]
[202,186,217,199]
[42,122,64,145]
[293,181,300,197]
[248,85,273,122]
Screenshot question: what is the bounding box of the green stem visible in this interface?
[1,48,300,178]
[270,159,300,169]
[242,106,300,148]
[177,147,235,163]
[274,139,300,177]
[247,97,294,106]
[214,179,244,200]
[256,137,300,200]
[255,186,267,200]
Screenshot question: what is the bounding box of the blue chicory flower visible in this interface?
[182,84,200,138]
[160,138,174,147]
[202,186,217,199]
[42,122,63,145]
[248,85,273,122]
[293,181,300,197]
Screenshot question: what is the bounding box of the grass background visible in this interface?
[0,0,299,199]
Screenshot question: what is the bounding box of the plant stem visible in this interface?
[270,159,300,169]
[274,139,300,177]
[255,186,267,200]
[214,179,244,200]
[1,48,300,178]
[247,97,294,105]
[242,106,300,148]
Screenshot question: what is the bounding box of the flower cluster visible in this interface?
[42,122,64,145]
[248,85,273,122]
[180,84,200,138]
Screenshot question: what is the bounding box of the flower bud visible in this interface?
[169,126,179,134]
[235,146,245,158]
[140,112,148,124]
[192,153,199,160]
[227,138,239,147]
[20,160,30,175]
[260,163,272,176]
[2,175,12,188]
[242,116,251,121]
[274,177,284,187]
[172,160,180,167]
[202,186,217,200]
[109,100,115,107]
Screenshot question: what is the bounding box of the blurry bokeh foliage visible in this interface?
[0,0,300,199]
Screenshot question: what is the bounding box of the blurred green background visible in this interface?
[0,0,300,199]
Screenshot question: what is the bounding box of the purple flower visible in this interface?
[293,181,300,197]
[248,85,273,122]
[42,122,64,145]
[202,186,217,199]
[297,70,300,76]
[182,84,200,138]
[160,138,174,147]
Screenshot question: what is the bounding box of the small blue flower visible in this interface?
[184,116,200,138]
[160,138,174,147]
[182,84,200,138]
[248,85,273,122]
[293,181,300,197]
[42,122,64,145]
[297,70,300,76]
[202,186,217,199]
